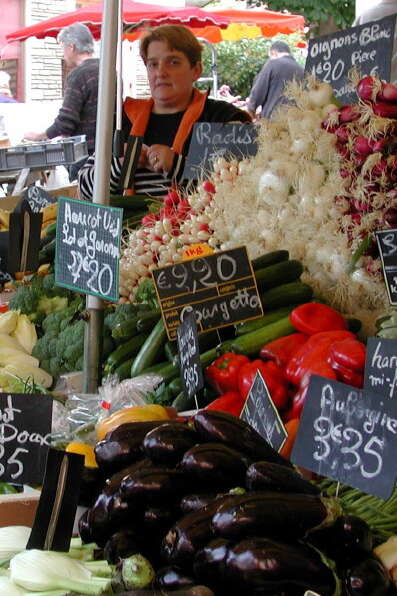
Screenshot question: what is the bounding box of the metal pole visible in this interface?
[83,0,121,393]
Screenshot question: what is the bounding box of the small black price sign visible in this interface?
[177,312,204,401]
[305,15,396,104]
[0,393,53,485]
[376,229,397,305]
[240,371,287,452]
[55,197,123,302]
[183,122,258,180]
[364,337,397,399]
[152,246,263,341]
[291,376,397,499]
[22,184,56,213]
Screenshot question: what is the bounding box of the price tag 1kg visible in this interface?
[291,376,397,499]
[177,312,204,403]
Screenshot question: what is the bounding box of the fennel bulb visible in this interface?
[10,549,110,595]
[0,576,24,595]
[0,526,31,565]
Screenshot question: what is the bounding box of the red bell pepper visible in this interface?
[331,361,364,388]
[329,337,366,372]
[289,302,347,335]
[205,352,250,394]
[259,333,308,368]
[204,391,245,417]
[285,330,355,386]
[284,385,308,421]
[238,359,289,410]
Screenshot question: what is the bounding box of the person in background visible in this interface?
[0,71,17,103]
[247,40,304,120]
[24,22,99,180]
[353,0,397,85]
[78,24,251,201]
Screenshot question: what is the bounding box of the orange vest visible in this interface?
[123,87,208,155]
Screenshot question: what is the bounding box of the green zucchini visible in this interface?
[168,376,183,396]
[131,318,167,377]
[255,260,304,290]
[104,332,149,374]
[140,360,179,383]
[136,309,161,332]
[109,194,151,210]
[44,221,57,239]
[251,249,289,271]
[235,306,295,336]
[172,390,196,412]
[230,316,295,356]
[164,341,179,364]
[114,358,134,381]
[260,281,313,310]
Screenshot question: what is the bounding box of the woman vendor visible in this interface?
[78,24,251,200]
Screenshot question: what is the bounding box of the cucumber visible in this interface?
[136,309,161,332]
[109,194,151,210]
[230,316,295,356]
[255,260,304,290]
[251,250,289,271]
[235,306,295,336]
[260,281,313,310]
[131,318,167,377]
[104,332,149,374]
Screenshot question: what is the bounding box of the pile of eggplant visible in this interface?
[79,411,397,596]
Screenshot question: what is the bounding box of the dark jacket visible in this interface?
[248,55,304,119]
[46,58,99,153]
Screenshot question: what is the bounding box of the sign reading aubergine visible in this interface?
[305,15,396,104]
[183,122,258,179]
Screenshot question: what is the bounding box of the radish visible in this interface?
[202,180,216,194]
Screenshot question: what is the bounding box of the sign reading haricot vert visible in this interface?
[0,393,53,485]
[152,246,263,341]
[55,197,122,302]
[305,15,396,104]
[291,376,397,499]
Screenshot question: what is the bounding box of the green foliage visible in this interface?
[263,0,355,33]
[198,33,305,99]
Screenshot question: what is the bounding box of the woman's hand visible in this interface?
[146,144,175,175]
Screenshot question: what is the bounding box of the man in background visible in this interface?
[24,23,99,180]
[353,0,397,85]
[247,40,304,120]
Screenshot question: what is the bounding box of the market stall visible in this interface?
[1,5,397,595]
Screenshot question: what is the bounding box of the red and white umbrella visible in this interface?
[6,0,230,43]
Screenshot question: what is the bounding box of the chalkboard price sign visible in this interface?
[241,371,287,452]
[305,15,396,104]
[177,312,204,400]
[183,122,258,180]
[291,376,397,499]
[376,229,397,305]
[364,337,397,399]
[152,246,263,340]
[0,393,53,485]
[55,197,123,302]
[22,184,57,213]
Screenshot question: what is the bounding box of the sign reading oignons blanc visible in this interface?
[305,15,396,104]
[55,197,122,302]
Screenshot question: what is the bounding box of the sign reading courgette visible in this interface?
[0,393,53,485]
[291,375,397,499]
[55,197,122,302]
[152,246,263,340]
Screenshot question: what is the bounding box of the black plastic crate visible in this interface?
[0,135,88,172]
